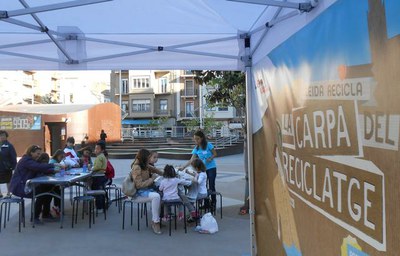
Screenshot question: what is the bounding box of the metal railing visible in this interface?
[178,110,199,118]
[121,126,241,142]
[180,89,198,97]
[155,109,173,116]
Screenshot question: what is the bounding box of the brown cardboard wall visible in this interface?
[252,1,400,255]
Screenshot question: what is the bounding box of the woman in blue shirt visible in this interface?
[180,130,218,210]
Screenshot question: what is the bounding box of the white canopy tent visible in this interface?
[0,0,326,71]
[0,1,336,254]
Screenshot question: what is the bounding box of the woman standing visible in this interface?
[131,148,163,234]
[10,145,60,224]
[0,130,17,198]
[180,130,218,210]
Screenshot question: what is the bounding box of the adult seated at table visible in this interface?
[9,145,61,225]
[131,148,163,234]
[90,142,107,210]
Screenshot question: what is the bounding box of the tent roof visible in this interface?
[0,0,322,71]
[0,103,96,114]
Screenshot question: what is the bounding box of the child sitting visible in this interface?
[184,159,208,222]
[159,165,197,221]
[48,150,65,217]
[148,151,158,167]
[78,146,93,167]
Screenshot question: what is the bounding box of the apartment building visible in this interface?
[0,71,60,105]
[110,70,240,128]
[110,70,179,126]
[0,71,109,106]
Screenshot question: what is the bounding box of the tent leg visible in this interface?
[244,38,257,255]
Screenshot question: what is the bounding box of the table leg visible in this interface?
[60,186,64,229]
[31,186,36,228]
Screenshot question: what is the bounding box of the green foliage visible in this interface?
[193,70,246,133]
[148,118,159,127]
[181,118,200,131]
[148,116,169,128]
[203,113,223,135]
[41,93,58,104]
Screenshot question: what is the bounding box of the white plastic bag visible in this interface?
[198,213,218,234]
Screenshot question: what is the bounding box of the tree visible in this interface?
[181,118,200,132]
[40,93,58,104]
[193,70,249,213]
[193,71,246,133]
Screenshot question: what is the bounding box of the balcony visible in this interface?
[179,110,199,119]
[180,89,197,98]
[182,70,194,77]
[155,109,173,116]
[156,88,173,95]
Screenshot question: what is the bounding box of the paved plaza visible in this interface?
[0,154,250,256]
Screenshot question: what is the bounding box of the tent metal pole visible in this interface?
[227,0,314,11]
[86,36,238,50]
[164,48,239,60]
[243,36,257,256]
[250,6,282,56]
[18,0,75,63]
[266,9,299,27]
[119,70,122,118]
[5,0,112,18]
[81,49,155,63]
[250,9,299,36]
[0,18,64,36]
[0,39,52,50]
[85,37,156,51]
[166,35,238,49]
[2,18,43,31]
[0,50,61,63]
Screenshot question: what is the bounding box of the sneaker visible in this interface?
[34,218,44,225]
[151,221,162,235]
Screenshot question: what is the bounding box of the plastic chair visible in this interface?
[208,191,223,219]
[163,199,187,236]
[122,197,148,231]
[84,190,107,220]
[0,197,25,232]
[72,195,95,228]
[105,184,123,213]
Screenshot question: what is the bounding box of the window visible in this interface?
[185,80,194,96]
[121,79,129,94]
[132,77,150,89]
[185,101,194,117]
[132,99,151,112]
[160,78,168,93]
[159,99,168,111]
[122,101,129,112]
[218,107,229,111]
